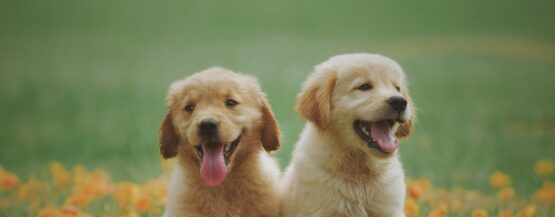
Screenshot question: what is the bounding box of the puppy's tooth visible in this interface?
[362,127,370,136]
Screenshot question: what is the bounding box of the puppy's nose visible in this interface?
[199,118,219,137]
[387,96,407,112]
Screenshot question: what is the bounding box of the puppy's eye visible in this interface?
[357,83,372,91]
[225,99,238,107]
[395,86,401,92]
[184,104,195,112]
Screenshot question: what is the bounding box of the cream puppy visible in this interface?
[280,53,415,217]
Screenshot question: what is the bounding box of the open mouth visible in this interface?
[353,119,399,154]
[194,135,241,187]
[195,136,240,165]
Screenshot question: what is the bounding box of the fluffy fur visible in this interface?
[160,67,281,217]
[280,53,415,217]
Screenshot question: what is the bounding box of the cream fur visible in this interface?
[281,53,414,217]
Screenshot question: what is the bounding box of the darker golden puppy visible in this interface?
[160,67,281,217]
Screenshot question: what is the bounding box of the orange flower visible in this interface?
[428,208,446,217]
[60,205,91,217]
[50,162,71,188]
[489,171,511,188]
[472,209,489,217]
[141,175,169,207]
[17,177,47,202]
[65,192,94,208]
[497,187,515,201]
[72,165,89,187]
[0,165,20,190]
[87,169,111,197]
[428,204,448,217]
[64,166,111,207]
[515,205,536,217]
[534,184,555,202]
[449,198,462,211]
[498,210,513,217]
[113,182,140,207]
[407,178,431,200]
[408,183,424,200]
[404,198,419,217]
[534,159,553,178]
[38,207,60,217]
[134,194,152,213]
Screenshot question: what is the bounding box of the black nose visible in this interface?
[387,96,407,112]
[199,118,219,137]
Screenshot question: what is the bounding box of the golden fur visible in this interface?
[281,53,415,217]
[159,67,281,217]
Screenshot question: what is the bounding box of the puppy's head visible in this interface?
[159,67,280,187]
[296,53,414,157]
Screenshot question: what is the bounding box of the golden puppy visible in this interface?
[280,53,414,217]
[159,67,281,217]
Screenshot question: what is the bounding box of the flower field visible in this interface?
[1,162,167,217]
[404,159,555,217]
[1,160,553,217]
[1,0,554,217]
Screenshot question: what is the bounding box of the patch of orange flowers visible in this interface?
[404,159,554,217]
[1,159,554,216]
[0,165,20,190]
[1,162,170,216]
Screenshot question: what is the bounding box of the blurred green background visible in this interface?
[1,0,554,195]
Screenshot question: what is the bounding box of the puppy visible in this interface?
[280,53,414,217]
[159,67,281,217]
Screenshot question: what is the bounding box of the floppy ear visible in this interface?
[260,99,281,152]
[159,111,179,159]
[295,71,336,130]
[396,88,415,138]
[395,119,413,138]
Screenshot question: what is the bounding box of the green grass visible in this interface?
[1,0,554,199]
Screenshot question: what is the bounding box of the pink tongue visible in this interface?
[370,121,398,153]
[200,144,227,187]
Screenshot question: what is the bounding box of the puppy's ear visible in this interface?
[260,99,281,152]
[296,71,336,130]
[396,89,415,138]
[395,119,413,138]
[159,111,179,159]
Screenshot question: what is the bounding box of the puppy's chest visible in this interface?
[326,177,389,214]
[180,187,277,217]
[334,179,379,203]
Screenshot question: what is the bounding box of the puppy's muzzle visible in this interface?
[198,118,219,138]
[387,96,407,112]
